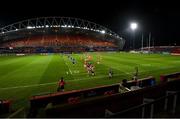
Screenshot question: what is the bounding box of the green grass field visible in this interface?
[0,52,180,109]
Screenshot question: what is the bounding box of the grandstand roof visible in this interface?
[0,17,123,41]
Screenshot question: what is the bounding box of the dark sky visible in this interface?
[0,0,180,49]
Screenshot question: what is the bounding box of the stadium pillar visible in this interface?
[133,31,135,49]
[148,32,151,52]
[141,34,143,52]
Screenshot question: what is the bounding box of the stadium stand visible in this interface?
[28,84,120,117]
[44,77,180,118]
[30,84,119,107]
[171,48,180,55]
[160,72,180,82]
[124,76,156,89]
[1,35,116,48]
[0,17,125,54]
[142,46,180,55]
[27,76,158,117]
[0,35,118,53]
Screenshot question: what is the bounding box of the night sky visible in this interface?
[0,0,179,49]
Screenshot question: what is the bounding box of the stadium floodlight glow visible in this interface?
[130,22,138,31]
[27,26,34,29]
[101,30,106,34]
[36,26,40,28]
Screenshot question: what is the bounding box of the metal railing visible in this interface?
[107,90,180,118]
[8,107,26,118]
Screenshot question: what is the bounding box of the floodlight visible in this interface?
[130,22,138,30]
[101,30,105,34]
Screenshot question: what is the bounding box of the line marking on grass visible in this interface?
[0,65,178,91]
[65,62,72,74]
[0,82,57,90]
[0,73,125,90]
[62,56,73,75]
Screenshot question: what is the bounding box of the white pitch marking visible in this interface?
[64,60,72,75]
[0,65,178,91]
[0,82,57,90]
